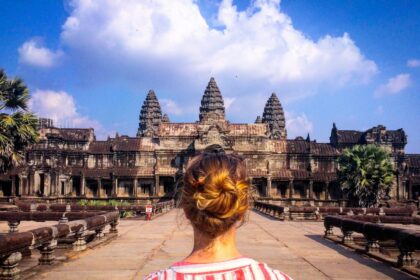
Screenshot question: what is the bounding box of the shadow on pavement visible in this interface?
[305,234,417,280]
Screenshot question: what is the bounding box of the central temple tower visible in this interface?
[199,77,225,123]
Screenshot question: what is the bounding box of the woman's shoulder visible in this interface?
[143,257,292,280]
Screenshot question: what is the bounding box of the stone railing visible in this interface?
[253,201,417,221]
[13,199,175,219]
[0,211,107,233]
[253,201,285,219]
[324,215,420,272]
[0,211,119,279]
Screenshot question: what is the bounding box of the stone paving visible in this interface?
[30,210,416,280]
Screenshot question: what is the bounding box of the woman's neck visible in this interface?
[183,227,242,263]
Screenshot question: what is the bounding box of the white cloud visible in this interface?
[29,90,108,137]
[285,111,313,138]
[18,40,62,67]
[407,59,420,68]
[224,97,236,109]
[374,73,411,97]
[57,0,376,100]
[161,98,183,116]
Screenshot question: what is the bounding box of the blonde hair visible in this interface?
[181,153,250,237]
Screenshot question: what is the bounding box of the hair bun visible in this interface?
[193,170,240,219]
[181,153,249,237]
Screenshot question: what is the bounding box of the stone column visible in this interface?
[18,175,24,196]
[97,178,102,198]
[154,175,160,196]
[133,178,138,197]
[288,180,294,199]
[44,173,51,196]
[11,176,16,196]
[324,181,330,200]
[28,172,34,195]
[68,177,73,196]
[80,175,86,197]
[112,177,118,197]
[34,172,40,195]
[266,176,272,197]
[308,180,313,199]
[408,180,413,200]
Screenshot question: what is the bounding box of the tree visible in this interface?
[337,144,395,207]
[0,69,38,172]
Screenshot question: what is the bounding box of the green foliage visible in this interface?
[120,210,134,218]
[77,199,134,218]
[337,144,395,207]
[77,199,130,207]
[0,69,38,172]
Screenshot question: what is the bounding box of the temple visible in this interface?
[0,78,419,203]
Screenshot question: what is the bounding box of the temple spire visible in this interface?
[262,92,287,139]
[162,113,170,123]
[137,90,162,137]
[199,77,225,123]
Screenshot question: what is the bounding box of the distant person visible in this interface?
[145,153,292,279]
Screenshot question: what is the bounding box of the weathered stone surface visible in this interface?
[31,211,416,280]
[199,77,225,122]
[137,90,163,137]
[262,92,287,139]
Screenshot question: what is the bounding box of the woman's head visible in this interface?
[181,153,250,237]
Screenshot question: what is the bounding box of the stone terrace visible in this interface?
[29,210,416,280]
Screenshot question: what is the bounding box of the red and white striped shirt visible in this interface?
[144,257,292,280]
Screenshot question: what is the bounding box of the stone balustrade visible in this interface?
[324,215,420,270]
[13,199,175,218]
[253,201,417,221]
[0,211,107,233]
[0,211,119,280]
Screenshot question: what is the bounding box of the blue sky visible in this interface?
[0,0,419,152]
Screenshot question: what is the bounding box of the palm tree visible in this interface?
[337,144,395,207]
[0,69,38,172]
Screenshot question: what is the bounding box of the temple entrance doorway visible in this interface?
[118,180,133,197]
[275,181,288,198]
[0,180,11,196]
[412,183,420,200]
[313,182,324,200]
[72,177,81,196]
[102,180,113,197]
[86,179,98,197]
[328,182,341,200]
[161,176,175,197]
[60,181,65,196]
[292,181,306,199]
[252,178,266,197]
[39,173,45,196]
[139,180,153,196]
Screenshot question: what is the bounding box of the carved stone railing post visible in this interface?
[109,219,119,234]
[95,227,105,240]
[365,239,380,253]
[0,252,22,280]
[59,213,68,224]
[397,243,415,267]
[73,228,87,251]
[7,221,20,233]
[38,239,57,265]
[341,230,353,244]
[324,225,334,237]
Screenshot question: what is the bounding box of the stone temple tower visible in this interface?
[137,90,162,137]
[262,93,287,139]
[199,77,225,123]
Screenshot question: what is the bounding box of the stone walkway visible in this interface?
[33,210,416,280]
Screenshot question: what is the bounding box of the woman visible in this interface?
[145,153,292,280]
